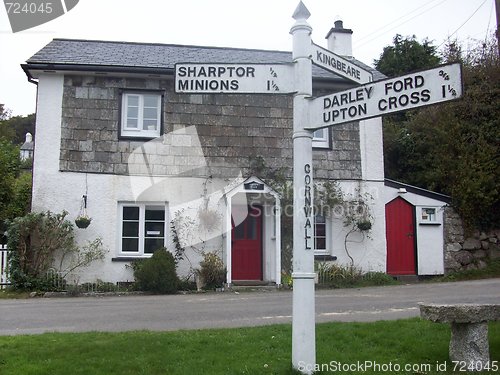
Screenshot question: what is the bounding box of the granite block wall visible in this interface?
[59,75,362,180]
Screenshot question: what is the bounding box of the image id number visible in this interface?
[5,2,53,14]
[452,361,498,372]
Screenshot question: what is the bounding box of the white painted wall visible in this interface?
[326,180,387,273]
[32,79,282,284]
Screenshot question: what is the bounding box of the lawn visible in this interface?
[0,319,498,374]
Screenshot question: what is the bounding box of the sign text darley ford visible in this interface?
[306,63,462,130]
[175,63,295,94]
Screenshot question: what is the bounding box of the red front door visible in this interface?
[231,206,263,281]
[385,197,416,275]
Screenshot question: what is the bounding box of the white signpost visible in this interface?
[175,63,295,94]
[173,2,463,374]
[311,42,373,84]
[307,63,463,130]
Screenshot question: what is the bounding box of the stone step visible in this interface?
[394,275,419,283]
[229,282,279,292]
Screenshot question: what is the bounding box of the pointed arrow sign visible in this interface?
[311,42,372,84]
[306,63,463,130]
[175,63,295,94]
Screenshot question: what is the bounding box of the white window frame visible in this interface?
[118,202,169,256]
[312,128,330,149]
[419,207,439,224]
[121,92,162,139]
[314,214,330,255]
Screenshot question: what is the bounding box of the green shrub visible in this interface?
[316,262,399,289]
[133,249,179,294]
[6,211,76,290]
[198,251,226,290]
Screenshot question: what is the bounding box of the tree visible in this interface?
[374,34,441,77]
[0,104,11,121]
[0,113,35,145]
[376,35,443,170]
[0,139,32,241]
[380,37,499,230]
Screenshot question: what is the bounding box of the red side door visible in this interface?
[231,206,263,281]
[385,197,416,275]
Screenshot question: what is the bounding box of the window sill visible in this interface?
[118,135,161,142]
[419,222,441,226]
[314,254,337,261]
[112,256,151,262]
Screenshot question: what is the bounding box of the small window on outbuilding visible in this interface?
[421,208,436,223]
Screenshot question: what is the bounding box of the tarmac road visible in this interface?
[0,278,499,335]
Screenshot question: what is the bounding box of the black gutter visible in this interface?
[22,63,175,79]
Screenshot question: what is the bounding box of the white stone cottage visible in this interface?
[21,21,448,285]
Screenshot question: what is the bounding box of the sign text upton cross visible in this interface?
[307,63,463,130]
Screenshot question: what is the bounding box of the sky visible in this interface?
[0,0,496,116]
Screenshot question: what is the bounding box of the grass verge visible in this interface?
[437,260,500,282]
[0,289,29,299]
[0,319,498,374]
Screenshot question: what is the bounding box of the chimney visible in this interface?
[325,19,353,57]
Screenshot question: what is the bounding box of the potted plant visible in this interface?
[75,215,92,229]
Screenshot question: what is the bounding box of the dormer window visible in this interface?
[120,92,162,139]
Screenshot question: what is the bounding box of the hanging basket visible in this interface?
[356,220,372,231]
[75,215,92,229]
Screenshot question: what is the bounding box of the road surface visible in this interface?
[1,279,499,335]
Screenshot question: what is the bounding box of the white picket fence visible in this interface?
[1,244,9,289]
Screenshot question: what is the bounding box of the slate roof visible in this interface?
[385,179,451,203]
[23,38,384,81]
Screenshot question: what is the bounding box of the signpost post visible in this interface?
[290,3,315,373]
[174,2,463,374]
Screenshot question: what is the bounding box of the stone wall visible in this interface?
[59,75,362,180]
[444,206,500,273]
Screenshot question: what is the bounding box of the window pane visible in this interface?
[145,222,165,236]
[313,129,324,139]
[127,95,139,106]
[123,207,139,220]
[143,95,159,108]
[315,224,326,237]
[123,221,139,237]
[143,119,158,131]
[234,222,244,239]
[247,216,256,239]
[145,207,165,220]
[127,118,138,129]
[315,237,326,250]
[143,108,158,119]
[145,238,165,254]
[122,238,139,252]
[127,106,139,118]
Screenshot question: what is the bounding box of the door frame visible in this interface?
[224,176,281,285]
